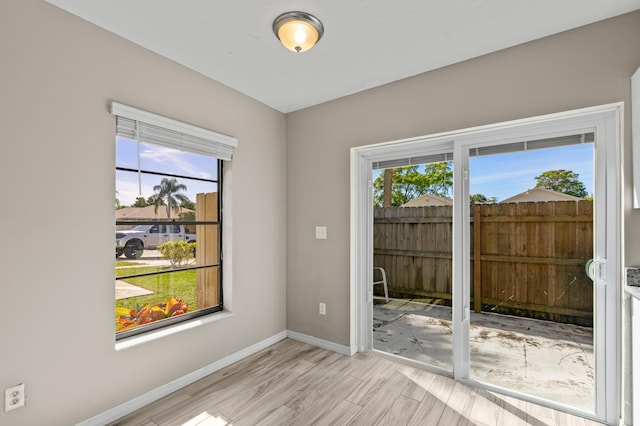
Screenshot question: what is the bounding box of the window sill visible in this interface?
[115,310,233,352]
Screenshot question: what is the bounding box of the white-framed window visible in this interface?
[111,102,237,340]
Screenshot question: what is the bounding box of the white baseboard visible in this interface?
[77,330,357,425]
[285,329,356,356]
[76,331,287,426]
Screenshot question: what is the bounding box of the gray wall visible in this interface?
[286,11,640,345]
[1,1,286,424]
[2,1,640,424]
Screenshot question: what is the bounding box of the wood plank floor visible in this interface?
[110,339,604,426]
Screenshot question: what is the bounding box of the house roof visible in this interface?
[44,1,640,113]
[501,187,582,203]
[115,205,193,220]
[401,194,453,207]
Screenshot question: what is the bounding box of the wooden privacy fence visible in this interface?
[373,200,593,325]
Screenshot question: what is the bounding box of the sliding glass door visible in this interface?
[464,134,596,411]
[354,104,621,424]
[371,153,454,373]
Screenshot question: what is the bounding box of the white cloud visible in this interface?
[140,147,215,180]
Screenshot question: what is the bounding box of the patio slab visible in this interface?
[373,299,594,411]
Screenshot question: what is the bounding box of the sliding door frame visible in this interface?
[350,137,455,357]
[350,103,622,424]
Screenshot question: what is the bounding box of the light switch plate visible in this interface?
[315,226,327,239]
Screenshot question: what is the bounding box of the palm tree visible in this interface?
[152,178,190,219]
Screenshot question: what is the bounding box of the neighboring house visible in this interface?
[115,205,193,221]
[500,187,582,203]
[401,193,453,207]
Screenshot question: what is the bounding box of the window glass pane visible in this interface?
[116,223,218,266]
[115,136,139,169]
[468,140,595,411]
[372,161,455,371]
[140,141,218,178]
[115,220,220,333]
[115,135,222,338]
[117,136,218,178]
[116,170,217,221]
[115,265,219,332]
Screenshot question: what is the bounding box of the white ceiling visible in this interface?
[46,0,640,113]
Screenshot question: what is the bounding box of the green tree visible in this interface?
[422,162,453,198]
[470,193,497,204]
[534,169,587,198]
[131,196,148,208]
[179,211,196,221]
[151,178,190,219]
[178,199,196,221]
[146,195,164,206]
[180,199,196,211]
[373,162,452,207]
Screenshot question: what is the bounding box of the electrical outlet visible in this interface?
[319,302,326,315]
[4,384,25,412]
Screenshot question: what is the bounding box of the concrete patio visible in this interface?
[373,298,594,411]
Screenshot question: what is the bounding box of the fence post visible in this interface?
[473,204,482,313]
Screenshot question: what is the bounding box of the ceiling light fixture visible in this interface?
[273,11,324,53]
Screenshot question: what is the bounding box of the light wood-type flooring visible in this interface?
[110,338,604,426]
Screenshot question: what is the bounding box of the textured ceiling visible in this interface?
[46,0,640,113]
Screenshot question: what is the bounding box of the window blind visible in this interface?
[372,133,593,170]
[470,133,594,157]
[110,102,238,161]
[373,152,453,170]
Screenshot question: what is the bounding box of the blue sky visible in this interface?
[116,137,218,206]
[373,143,594,202]
[118,137,594,207]
[469,144,593,201]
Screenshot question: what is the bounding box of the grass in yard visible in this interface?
[115,266,196,330]
[116,260,140,267]
[116,265,160,278]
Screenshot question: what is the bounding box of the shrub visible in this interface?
[157,241,196,267]
[116,297,188,331]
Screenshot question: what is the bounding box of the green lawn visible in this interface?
[115,260,140,267]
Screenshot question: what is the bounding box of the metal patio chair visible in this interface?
[373,267,389,302]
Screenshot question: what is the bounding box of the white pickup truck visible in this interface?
[116,224,196,259]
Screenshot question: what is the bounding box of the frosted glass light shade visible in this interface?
[273,12,324,53]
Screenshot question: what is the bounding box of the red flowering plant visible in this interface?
[116,297,188,331]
